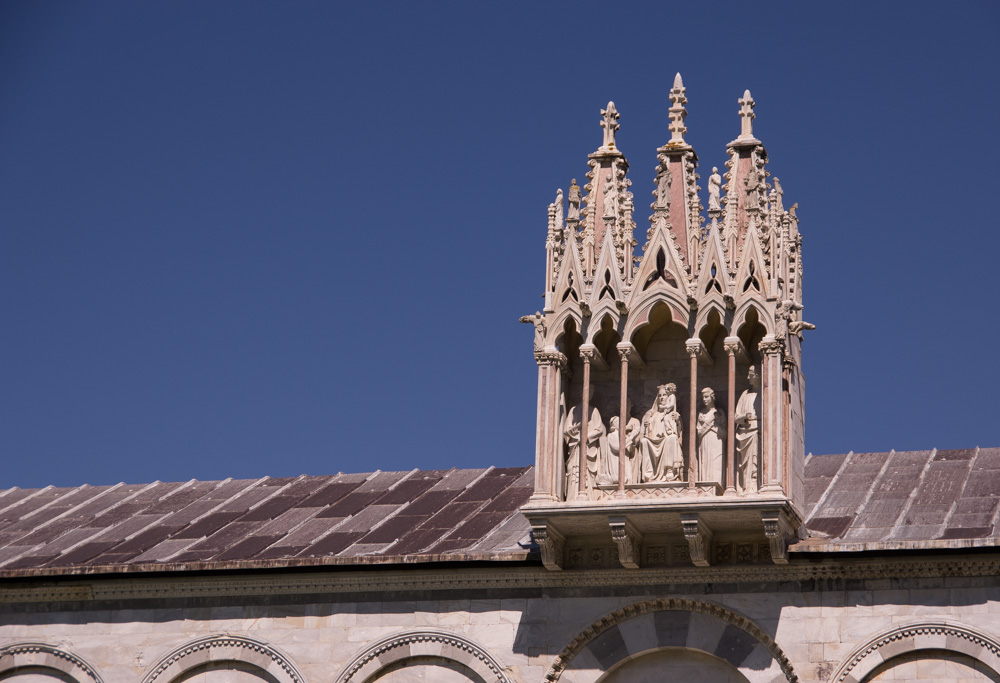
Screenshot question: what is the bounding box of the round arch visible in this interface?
[335,630,514,683]
[831,622,1000,683]
[544,597,797,683]
[140,635,304,683]
[0,643,103,683]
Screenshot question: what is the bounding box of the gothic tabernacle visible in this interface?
[522,73,812,570]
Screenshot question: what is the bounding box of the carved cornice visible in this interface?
[3,555,1000,606]
[832,622,1000,683]
[0,642,103,683]
[141,635,304,683]
[336,630,513,683]
[543,596,798,683]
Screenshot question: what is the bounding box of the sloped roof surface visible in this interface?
[0,448,997,576]
[0,466,534,577]
[799,447,1000,550]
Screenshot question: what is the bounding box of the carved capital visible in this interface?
[530,520,565,571]
[616,342,645,369]
[608,516,642,569]
[534,350,567,368]
[757,336,784,356]
[723,336,748,363]
[761,510,793,565]
[578,344,608,371]
[685,338,713,366]
[680,513,713,567]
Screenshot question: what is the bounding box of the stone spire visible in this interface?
[667,73,689,147]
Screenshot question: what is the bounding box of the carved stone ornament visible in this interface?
[608,515,642,569]
[758,336,784,355]
[600,101,620,150]
[0,642,104,683]
[680,513,713,567]
[141,635,305,683]
[617,342,645,368]
[531,519,565,571]
[519,311,546,352]
[534,350,567,368]
[761,511,792,565]
[567,179,581,222]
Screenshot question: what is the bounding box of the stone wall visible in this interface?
[2,560,1000,683]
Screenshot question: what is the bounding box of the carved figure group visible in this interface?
[561,370,762,498]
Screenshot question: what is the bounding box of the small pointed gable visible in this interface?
[694,222,733,299]
[734,226,768,300]
[553,230,586,307]
[632,223,689,297]
[588,230,625,309]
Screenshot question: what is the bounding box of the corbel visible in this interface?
[579,344,608,371]
[761,510,793,564]
[615,342,645,369]
[608,515,642,569]
[530,519,565,571]
[684,338,713,366]
[722,336,749,364]
[680,513,713,567]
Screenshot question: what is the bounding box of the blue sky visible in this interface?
[2,2,998,488]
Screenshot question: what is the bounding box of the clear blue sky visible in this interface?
[2,2,998,488]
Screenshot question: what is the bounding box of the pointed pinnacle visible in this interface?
[738,89,756,140]
[673,72,683,88]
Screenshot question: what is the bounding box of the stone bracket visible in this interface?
[761,510,793,564]
[680,513,713,567]
[616,342,645,369]
[530,519,565,571]
[579,343,609,371]
[608,515,642,569]
[685,338,713,366]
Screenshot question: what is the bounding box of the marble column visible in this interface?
[758,336,785,492]
[722,337,744,495]
[684,339,707,488]
[530,351,566,502]
[615,342,644,493]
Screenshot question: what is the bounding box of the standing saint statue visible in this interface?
[654,166,672,210]
[567,179,581,222]
[602,173,618,220]
[745,166,760,209]
[708,167,722,212]
[602,399,642,485]
[735,367,761,494]
[696,387,726,483]
[518,312,546,352]
[563,384,606,496]
[640,384,683,482]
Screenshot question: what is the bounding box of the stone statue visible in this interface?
[602,399,642,485]
[789,319,816,339]
[582,228,595,276]
[640,383,683,482]
[563,384,606,495]
[654,166,672,210]
[774,299,802,344]
[518,312,546,351]
[708,167,722,212]
[735,367,761,494]
[602,173,617,220]
[567,179,581,222]
[745,167,760,209]
[553,188,564,236]
[696,387,726,483]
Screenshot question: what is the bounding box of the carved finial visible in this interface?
[738,89,756,140]
[668,73,688,144]
[600,101,620,150]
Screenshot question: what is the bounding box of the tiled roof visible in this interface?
[0,466,534,577]
[0,448,996,577]
[798,447,1000,551]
